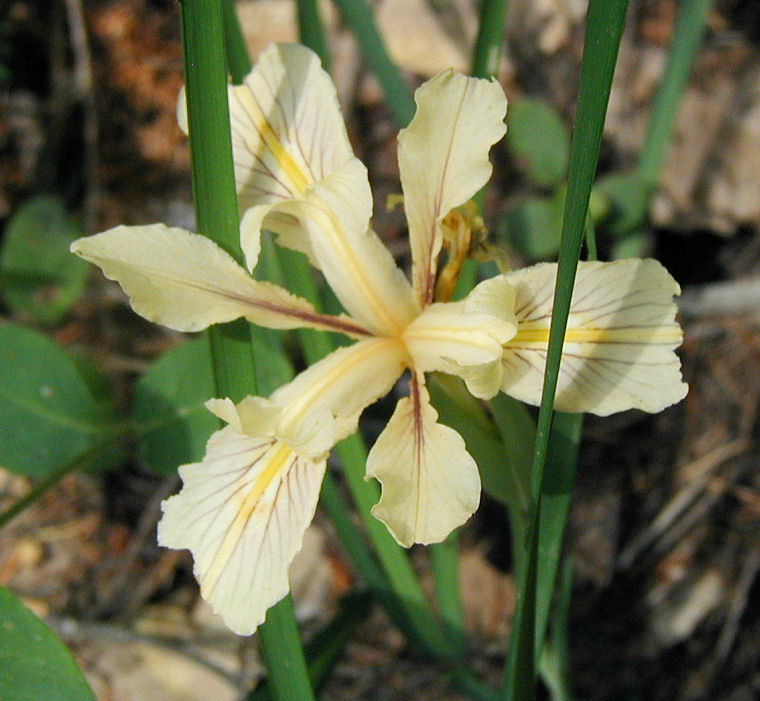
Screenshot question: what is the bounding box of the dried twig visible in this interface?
[617,439,748,569]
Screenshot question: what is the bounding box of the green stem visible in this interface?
[250,590,373,700]
[638,0,712,189]
[430,532,466,653]
[221,0,252,83]
[296,0,330,69]
[178,1,313,697]
[330,0,415,127]
[502,1,628,697]
[471,0,509,79]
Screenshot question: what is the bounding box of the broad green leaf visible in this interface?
[134,339,217,475]
[428,375,532,550]
[0,586,95,701]
[250,329,295,395]
[0,324,110,478]
[506,98,570,188]
[594,172,650,236]
[0,196,88,324]
[488,393,535,538]
[134,335,294,475]
[611,231,650,259]
[501,189,565,260]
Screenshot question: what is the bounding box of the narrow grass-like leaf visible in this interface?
[318,473,424,644]
[0,587,95,701]
[179,0,312,696]
[457,0,509,295]
[638,0,712,189]
[249,591,373,700]
[330,0,415,127]
[503,1,629,697]
[487,392,535,549]
[535,412,582,660]
[539,559,574,701]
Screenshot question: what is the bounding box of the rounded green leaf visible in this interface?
[251,329,296,396]
[0,325,110,478]
[506,97,570,188]
[134,339,218,475]
[134,335,295,475]
[501,190,565,260]
[0,196,89,324]
[595,172,650,236]
[0,586,95,701]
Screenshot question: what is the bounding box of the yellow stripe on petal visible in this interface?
[367,374,480,547]
[201,441,293,596]
[229,86,311,196]
[510,324,683,347]
[266,337,409,458]
[158,427,326,636]
[180,44,357,273]
[403,276,517,398]
[277,159,419,336]
[501,259,688,415]
[179,44,354,210]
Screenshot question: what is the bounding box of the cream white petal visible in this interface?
[500,259,688,415]
[367,374,481,547]
[158,426,326,636]
[228,43,354,270]
[251,337,409,459]
[178,44,353,210]
[403,282,516,398]
[276,158,419,336]
[240,203,314,273]
[398,70,507,306]
[179,44,355,272]
[71,224,371,337]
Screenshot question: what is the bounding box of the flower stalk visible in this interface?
[177,1,313,697]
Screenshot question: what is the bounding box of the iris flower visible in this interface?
[72,44,686,634]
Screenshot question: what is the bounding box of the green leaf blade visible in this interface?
[0,325,111,478]
[0,586,95,701]
[134,339,218,475]
[507,98,570,188]
[0,196,88,324]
